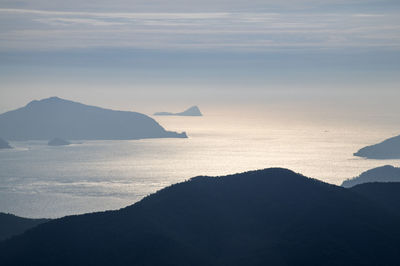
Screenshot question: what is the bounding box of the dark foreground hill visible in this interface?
[0,213,49,242]
[350,182,400,215]
[0,97,187,140]
[354,134,400,159]
[1,168,400,266]
[342,165,400,187]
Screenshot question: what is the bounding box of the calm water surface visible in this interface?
[1,108,400,218]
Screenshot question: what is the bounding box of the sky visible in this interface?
[0,0,400,114]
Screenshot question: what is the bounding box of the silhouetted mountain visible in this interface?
[350,182,400,216]
[154,106,202,116]
[0,97,187,140]
[354,134,400,159]
[1,168,400,265]
[0,213,50,242]
[0,138,12,149]
[48,138,70,146]
[342,165,400,187]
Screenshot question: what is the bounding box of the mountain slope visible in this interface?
[1,168,400,266]
[0,213,50,242]
[350,182,400,216]
[0,97,187,140]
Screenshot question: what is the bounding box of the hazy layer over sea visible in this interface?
[1,104,400,218]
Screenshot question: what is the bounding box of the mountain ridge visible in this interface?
[1,168,400,265]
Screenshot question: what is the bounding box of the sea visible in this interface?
[1,104,400,218]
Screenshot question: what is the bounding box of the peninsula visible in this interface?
[0,97,187,140]
[354,134,400,159]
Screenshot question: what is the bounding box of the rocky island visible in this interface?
[154,106,202,116]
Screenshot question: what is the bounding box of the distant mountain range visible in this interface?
[0,138,12,149]
[0,97,187,140]
[2,168,400,266]
[342,165,400,187]
[354,134,400,159]
[154,106,202,116]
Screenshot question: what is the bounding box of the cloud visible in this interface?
[0,8,230,19]
[1,0,399,12]
[0,8,399,51]
[34,18,126,26]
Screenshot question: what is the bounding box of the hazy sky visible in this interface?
[1,0,400,113]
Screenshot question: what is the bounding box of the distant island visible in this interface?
[354,134,400,159]
[0,137,12,149]
[342,165,400,187]
[154,106,202,116]
[48,138,71,146]
[2,168,400,265]
[0,97,187,140]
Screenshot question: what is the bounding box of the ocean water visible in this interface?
[1,107,400,218]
